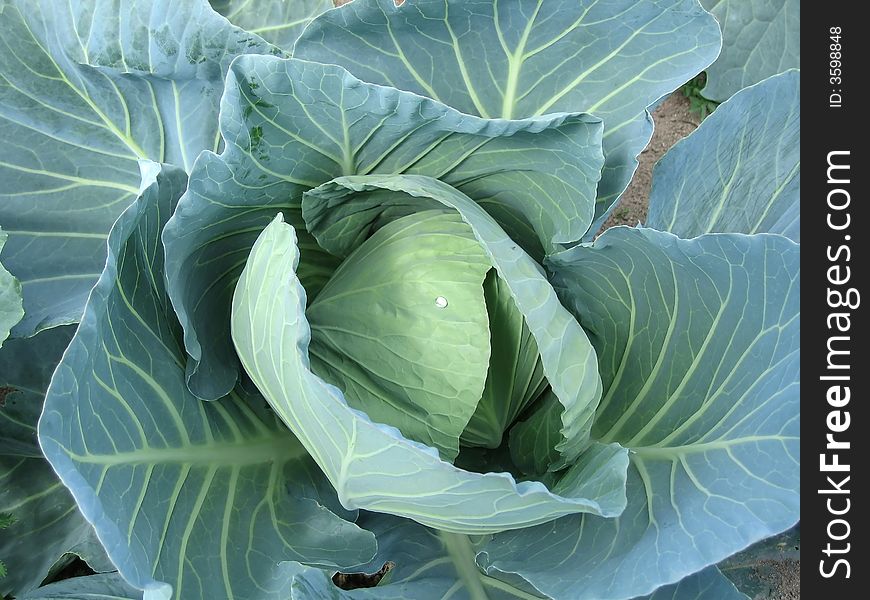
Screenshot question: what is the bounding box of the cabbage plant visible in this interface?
[0,1,799,599]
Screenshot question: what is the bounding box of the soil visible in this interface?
[601,92,701,230]
[749,560,801,600]
[723,555,802,599]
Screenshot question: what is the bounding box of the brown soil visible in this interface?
[602,93,701,230]
[749,559,800,600]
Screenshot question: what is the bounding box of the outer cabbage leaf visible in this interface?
[0,327,112,597]
[279,523,747,600]
[38,163,376,600]
[0,0,275,335]
[0,227,22,344]
[700,0,799,101]
[17,574,143,600]
[282,513,549,599]
[231,209,627,534]
[210,0,334,49]
[642,567,748,600]
[293,0,721,235]
[647,71,799,241]
[478,227,799,600]
[302,175,602,470]
[164,55,604,400]
[307,211,492,461]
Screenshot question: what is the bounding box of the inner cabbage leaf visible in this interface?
[461,271,547,451]
[307,210,492,461]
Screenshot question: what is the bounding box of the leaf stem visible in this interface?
[439,531,491,600]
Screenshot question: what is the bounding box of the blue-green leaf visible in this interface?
[17,573,143,600]
[478,227,799,600]
[700,0,799,101]
[231,207,625,534]
[0,329,73,460]
[285,518,741,600]
[1,327,112,597]
[303,175,603,470]
[164,55,603,400]
[284,513,549,599]
[210,0,334,49]
[0,227,23,344]
[647,71,799,241]
[639,567,748,600]
[38,163,376,600]
[293,0,721,235]
[0,0,275,335]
